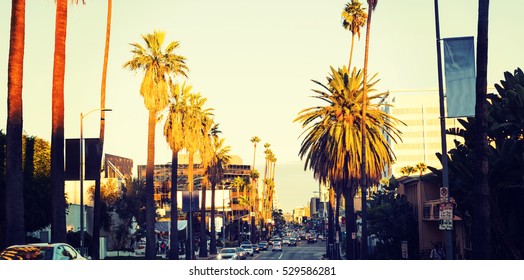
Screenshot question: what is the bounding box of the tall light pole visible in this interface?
[80,108,111,256]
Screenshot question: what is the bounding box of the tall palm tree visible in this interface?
[206,136,231,254]
[295,66,402,259]
[179,92,213,259]
[249,136,260,243]
[163,81,191,259]
[360,0,379,259]
[5,0,26,247]
[92,0,112,260]
[50,0,77,244]
[124,30,188,259]
[472,0,491,259]
[342,0,367,69]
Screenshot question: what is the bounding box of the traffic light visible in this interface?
[302,216,307,224]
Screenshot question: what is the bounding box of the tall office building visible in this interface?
[385,90,462,177]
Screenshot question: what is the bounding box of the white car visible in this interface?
[0,243,86,260]
[272,242,283,252]
[217,248,238,260]
[240,244,254,256]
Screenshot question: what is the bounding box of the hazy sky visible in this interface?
[1,0,523,213]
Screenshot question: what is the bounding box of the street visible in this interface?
[245,241,326,261]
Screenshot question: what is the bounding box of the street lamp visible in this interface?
[79,108,112,256]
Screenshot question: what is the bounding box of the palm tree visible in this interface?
[123,30,188,259]
[5,0,26,247]
[92,0,112,260]
[360,0,379,259]
[206,136,231,254]
[249,136,260,243]
[295,66,402,259]
[230,176,247,243]
[415,162,427,176]
[472,0,491,259]
[178,92,213,259]
[163,81,191,259]
[342,0,367,69]
[51,0,85,244]
[400,165,416,176]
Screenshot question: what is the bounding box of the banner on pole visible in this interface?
[443,36,476,118]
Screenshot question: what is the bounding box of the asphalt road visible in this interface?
[249,240,326,260]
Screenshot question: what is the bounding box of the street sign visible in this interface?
[440,187,448,202]
[439,203,453,230]
[401,241,408,259]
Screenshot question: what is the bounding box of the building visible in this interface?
[397,175,466,259]
[137,154,252,222]
[385,90,462,177]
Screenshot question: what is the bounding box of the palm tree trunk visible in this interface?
[472,0,491,260]
[5,0,26,247]
[92,0,112,260]
[187,152,195,259]
[335,187,341,260]
[199,183,208,257]
[327,187,335,259]
[209,182,217,254]
[360,0,376,260]
[169,150,179,259]
[348,34,355,70]
[50,0,68,244]
[145,110,156,259]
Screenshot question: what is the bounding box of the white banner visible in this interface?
[443,36,476,118]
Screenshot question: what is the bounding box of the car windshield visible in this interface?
[221,249,236,254]
[0,246,53,260]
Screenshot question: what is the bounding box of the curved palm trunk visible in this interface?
[199,183,208,257]
[50,0,68,244]
[145,110,156,260]
[169,151,180,259]
[92,0,112,260]
[209,182,217,254]
[360,1,376,260]
[5,0,26,247]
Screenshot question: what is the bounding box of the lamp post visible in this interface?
[79,108,112,256]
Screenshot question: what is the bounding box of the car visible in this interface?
[282,238,290,245]
[217,248,238,260]
[235,247,247,260]
[307,236,316,244]
[317,234,326,241]
[258,241,269,251]
[0,243,86,260]
[252,244,260,253]
[240,244,254,256]
[288,238,297,246]
[272,242,283,252]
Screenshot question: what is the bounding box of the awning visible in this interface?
[154,220,187,232]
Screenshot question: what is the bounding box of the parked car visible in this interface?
[272,242,283,252]
[0,243,86,260]
[235,247,247,260]
[258,241,269,251]
[240,244,254,256]
[217,248,238,260]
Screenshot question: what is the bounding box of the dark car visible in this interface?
[288,238,298,247]
[258,241,269,251]
[307,236,316,244]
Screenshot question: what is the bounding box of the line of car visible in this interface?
[217,240,283,260]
